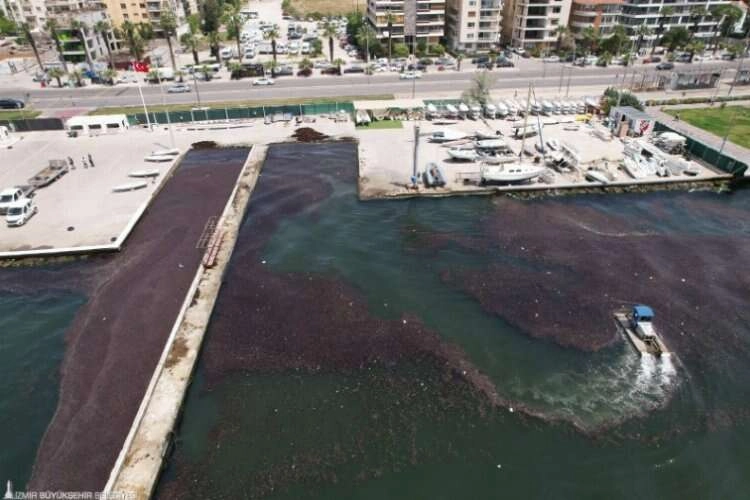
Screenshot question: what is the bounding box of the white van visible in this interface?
[219,47,234,60]
[6,198,37,227]
[301,42,310,54]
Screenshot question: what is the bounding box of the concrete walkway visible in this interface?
[647,106,750,164]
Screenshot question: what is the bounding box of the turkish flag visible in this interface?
[133,62,150,72]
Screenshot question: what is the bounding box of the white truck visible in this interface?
[0,185,34,215]
[5,198,37,227]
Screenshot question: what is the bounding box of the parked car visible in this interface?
[167,83,191,93]
[343,65,365,73]
[399,70,422,80]
[5,198,37,227]
[252,77,275,85]
[656,62,675,70]
[472,55,490,65]
[675,53,691,63]
[542,55,560,63]
[0,186,33,215]
[0,98,24,109]
[496,58,514,67]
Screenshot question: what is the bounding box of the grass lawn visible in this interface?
[289,0,352,16]
[0,109,41,120]
[88,95,394,116]
[663,105,750,149]
[356,120,403,129]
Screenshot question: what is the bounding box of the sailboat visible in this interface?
[481,83,546,185]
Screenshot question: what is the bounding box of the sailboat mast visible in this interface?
[519,83,533,160]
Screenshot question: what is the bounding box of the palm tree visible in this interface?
[710,4,743,53]
[264,26,280,63]
[322,21,337,62]
[653,6,674,55]
[47,66,65,87]
[581,26,601,56]
[207,30,221,63]
[180,14,202,65]
[159,5,178,70]
[263,59,279,77]
[45,18,68,73]
[117,20,145,61]
[298,57,313,71]
[94,20,114,69]
[554,25,569,53]
[69,68,83,87]
[687,7,706,62]
[333,57,345,75]
[70,20,93,69]
[386,10,394,62]
[222,4,243,63]
[20,23,44,71]
[633,24,651,55]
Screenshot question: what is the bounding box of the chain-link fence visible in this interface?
[126,102,355,126]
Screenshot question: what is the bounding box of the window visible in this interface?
[469,0,476,5]
[123,13,128,18]
[468,11,476,17]
[120,3,126,8]
[467,33,474,38]
[467,22,475,27]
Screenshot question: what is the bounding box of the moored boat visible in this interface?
[112,182,148,192]
[447,148,479,162]
[430,130,468,142]
[128,169,161,178]
[480,163,546,183]
[144,154,175,162]
[585,169,609,184]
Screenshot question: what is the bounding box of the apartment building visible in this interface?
[569,0,623,38]
[102,0,149,26]
[2,0,50,28]
[618,0,731,46]
[367,0,446,46]
[45,0,117,63]
[502,0,572,49]
[446,0,503,51]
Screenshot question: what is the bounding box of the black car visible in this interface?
[656,62,675,70]
[343,65,365,73]
[472,56,490,65]
[495,57,514,67]
[0,98,24,109]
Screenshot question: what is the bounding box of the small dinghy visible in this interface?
[144,154,175,162]
[128,169,160,178]
[447,148,478,162]
[112,182,148,192]
[423,162,446,187]
[151,148,179,156]
[585,169,609,184]
[475,130,500,141]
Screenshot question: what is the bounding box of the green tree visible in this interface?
[47,66,65,87]
[264,25,280,63]
[69,68,84,87]
[311,38,322,57]
[298,57,313,70]
[554,25,570,53]
[461,70,495,105]
[710,4,743,53]
[653,6,674,55]
[180,18,202,65]
[44,18,68,73]
[264,59,279,77]
[322,21,337,62]
[633,23,651,54]
[356,24,380,61]
[207,30,221,63]
[19,23,44,71]
[201,0,222,34]
[602,87,642,114]
[600,24,628,55]
[222,4,244,62]
[429,43,445,56]
[117,20,145,60]
[393,42,409,58]
[580,26,602,56]
[333,57,345,75]
[661,26,690,52]
[94,20,114,69]
[0,13,17,35]
[228,61,243,78]
[159,5,178,70]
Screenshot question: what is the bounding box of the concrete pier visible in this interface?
[102,145,267,499]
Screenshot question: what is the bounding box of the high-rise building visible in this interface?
[101,0,150,26]
[2,0,50,28]
[367,0,446,47]
[569,0,623,38]
[502,0,572,49]
[618,0,731,48]
[446,0,503,51]
[44,0,118,64]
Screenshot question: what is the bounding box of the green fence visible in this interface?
[653,121,748,177]
[126,102,355,126]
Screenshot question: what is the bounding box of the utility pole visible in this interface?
[137,81,151,130]
[728,40,749,96]
[412,124,420,187]
[558,64,564,94]
[156,71,175,148]
[192,70,201,106]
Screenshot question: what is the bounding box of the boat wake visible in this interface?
[506,347,679,433]
[564,218,653,238]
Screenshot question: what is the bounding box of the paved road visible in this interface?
[2,61,737,110]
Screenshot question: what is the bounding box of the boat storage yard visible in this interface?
[357,99,731,200]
